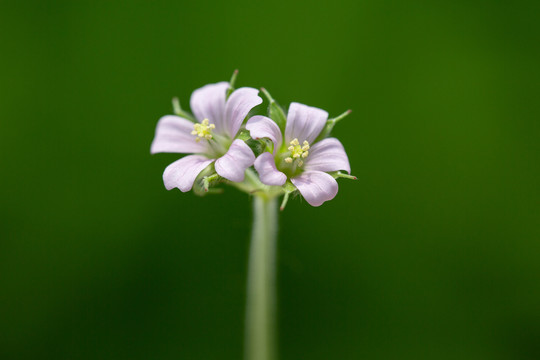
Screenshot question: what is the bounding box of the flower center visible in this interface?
[191,118,215,142]
[284,138,310,167]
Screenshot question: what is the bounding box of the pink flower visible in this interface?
[151,82,262,192]
[246,103,351,206]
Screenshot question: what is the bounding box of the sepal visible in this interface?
[171,97,196,122]
[329,171,357,180]
[261,88,287,132]
[226,69,239,99]
[315,109,351,141]
[279,181,297,211]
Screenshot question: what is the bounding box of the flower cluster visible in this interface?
[151,71,355,208]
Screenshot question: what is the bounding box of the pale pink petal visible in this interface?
[285,102,328,144]
[214,139,255,182]
[304,138,351,174]
[189,82,229,134]
[224,87,263,137]
[254,152,287,186]
[291,171,339,207]
[163,155,214,192]
[150,115,207,154]
[246,115,283,153]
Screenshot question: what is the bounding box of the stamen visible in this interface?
[286,138,310,165]
[192,118,215,142]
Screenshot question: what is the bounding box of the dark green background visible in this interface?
[1,1,539,359]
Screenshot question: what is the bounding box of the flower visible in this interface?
[246,102,351,206]
[151,82,262,191]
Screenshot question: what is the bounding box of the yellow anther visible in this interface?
[192,118,215,142]
[287,138,310,162]
[298,160,304,167]
[284,157,293,163]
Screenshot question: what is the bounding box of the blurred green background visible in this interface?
[1,0,539,359]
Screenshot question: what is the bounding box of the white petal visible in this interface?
[285,102,328,144]
[224,87,263,137]
[291,171,339,207]
[304,138,351,173]
[246,115,283,153]
[150,115,207,154]
[214,139,255,182]
[163,155,214,192]
[190,82,229,134]
[254,152,287,186]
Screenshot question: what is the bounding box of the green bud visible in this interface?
[239,127,270,157]
[236,129,251,141]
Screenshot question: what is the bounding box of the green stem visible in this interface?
[245,196,278,360]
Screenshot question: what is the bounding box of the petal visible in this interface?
[246,115,283,152]
[224,87,263,137]
[150,115,207,154]
[304,138,351,174]
[291,171,339,207]
[190,82,229,133]
[254,152,287,186]
[163,155,214,192]
[214,139,255,182]
[285,102,328,144]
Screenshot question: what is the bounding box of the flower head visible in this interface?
[246,102,352,206]
[151,81,262,191]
